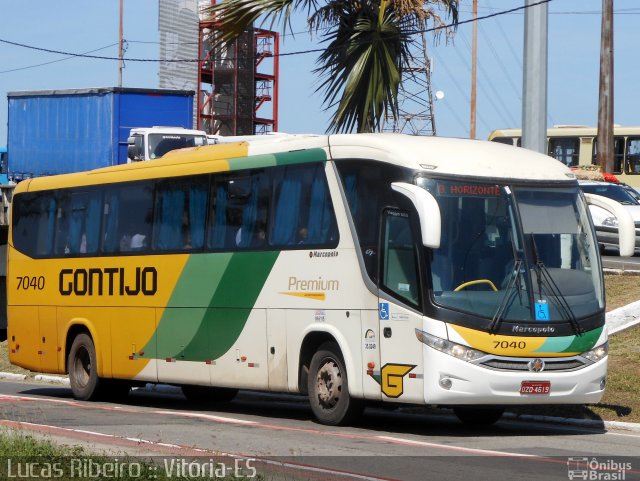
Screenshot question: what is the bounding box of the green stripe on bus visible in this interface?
[534,326,603,355]
[561,326,603,354]
[226,149,327,171]
[150,251,279,361]
[149,254,232,359]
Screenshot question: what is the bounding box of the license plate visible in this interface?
[520,381,551,395]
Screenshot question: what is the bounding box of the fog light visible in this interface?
[439,377,452,390]
[600,378,606,390]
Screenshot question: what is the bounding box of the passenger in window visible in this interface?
[297,227,308,244]
[252,226,266,248]
[119,233,132,252]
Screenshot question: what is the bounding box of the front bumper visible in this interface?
[423,346,607,405]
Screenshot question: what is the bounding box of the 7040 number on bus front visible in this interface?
[493,340,527,350]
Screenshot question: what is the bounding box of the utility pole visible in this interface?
[597,0,614,174]
[522,0,548,154]
[118,0,124,87]
[470,0,477,139]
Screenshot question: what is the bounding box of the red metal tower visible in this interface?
[197,7,279,135]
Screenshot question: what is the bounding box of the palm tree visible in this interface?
[204,0,459,133]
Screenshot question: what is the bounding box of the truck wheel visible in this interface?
[453,407,504,426]
[308,342,363,425]
[68,333,101,401]
[182,386,238,404]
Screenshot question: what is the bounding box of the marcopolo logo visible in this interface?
[308,251,338,258]
[59,267,158,296]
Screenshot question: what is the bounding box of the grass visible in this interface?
[1,274,640,425]
[0,429,261,480]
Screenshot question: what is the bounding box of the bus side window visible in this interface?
[12,194,57,257]
[548,137,579,167]
[626,138,640,174]
[207,171,269,251]
[380,210,420,308]
[153,177,209,252]
[102,182,154,254]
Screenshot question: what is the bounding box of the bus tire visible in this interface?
[308,342,363,425]
[453,407,504,426]
[68,333,101,401]
[182,385,238,404]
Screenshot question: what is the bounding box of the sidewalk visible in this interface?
[606,299,640,334]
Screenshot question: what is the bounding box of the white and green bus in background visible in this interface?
[8,134,633,426]
[488,125,640,187]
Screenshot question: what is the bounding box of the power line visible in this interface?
[0,43,119,74]
[0,0,554,63]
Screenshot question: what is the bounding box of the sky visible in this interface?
[1,0,639,146]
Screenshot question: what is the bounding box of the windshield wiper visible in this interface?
[529,235,584,336]
[489,259,522,334]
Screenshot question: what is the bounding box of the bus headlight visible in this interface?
[581,342,608,363]
[415,329,486,362]
[602,217,618,227]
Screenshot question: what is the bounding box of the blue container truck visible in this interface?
[7,87,197,179]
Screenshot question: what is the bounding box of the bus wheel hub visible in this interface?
[316,360,342,408]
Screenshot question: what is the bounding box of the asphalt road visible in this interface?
[602,251,640,271]
[1,381,639,481]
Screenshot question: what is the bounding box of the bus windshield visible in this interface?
[147,134,207,159]
[417,178,603,325]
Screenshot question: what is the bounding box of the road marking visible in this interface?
[153,410,257,425]
[376,435,541,457]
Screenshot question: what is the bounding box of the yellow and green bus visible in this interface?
[488,126,640,187]
[8,134,631,426]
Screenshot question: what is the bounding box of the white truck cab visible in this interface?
[127,127,208,162]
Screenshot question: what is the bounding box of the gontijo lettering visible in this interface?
[59,267,157,296]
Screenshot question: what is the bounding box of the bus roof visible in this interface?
[16,133,575,194]
[489,125,640,139]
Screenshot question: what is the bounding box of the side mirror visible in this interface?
[127,136,143,161]
[391,182,441,249]
[584,192,635,257]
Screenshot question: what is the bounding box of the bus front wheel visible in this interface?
[68,333,100,401]
[308,342,363,425]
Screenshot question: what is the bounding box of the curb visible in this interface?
[504,412,640,433]
[0,372,26,381]
[33,374,70,385]
[603,268,640,276]
[606,299,640,334]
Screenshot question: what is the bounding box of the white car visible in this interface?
[579,180,640,254]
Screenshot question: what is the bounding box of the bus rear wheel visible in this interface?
[68,333,100,401]
[453,407,504,426]
[308,342,363,425]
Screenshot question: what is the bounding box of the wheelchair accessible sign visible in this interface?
[379,303,390,320]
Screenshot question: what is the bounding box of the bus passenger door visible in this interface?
[377,209,425,404]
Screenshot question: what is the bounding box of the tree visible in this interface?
[205,0,459,133]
